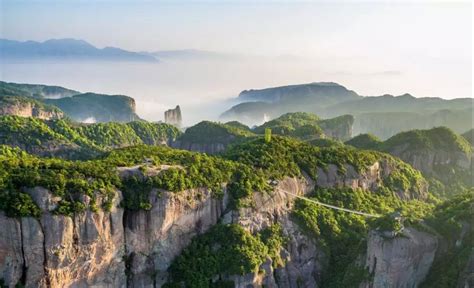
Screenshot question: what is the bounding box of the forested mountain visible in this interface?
[221,82,473,139]
[462,128,474,146]
[0,116,180,159]
[0,130,471,287]
[346,127,473,197]
[0,81,141,123]
[0,81,471,288]
[45,93,140,123]
[172,112,353,154]
[0,81,79,99]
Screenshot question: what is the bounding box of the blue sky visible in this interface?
[0,0,472,100]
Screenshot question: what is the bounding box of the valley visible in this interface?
[0,81,472,287]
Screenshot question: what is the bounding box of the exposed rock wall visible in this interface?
[0,164,432,287]
[0,101,63,120]
[124,187,228,287]
[458,250,474,288]
[170,141,227,154]
[45,93,140,123]
[164,105,182,128]
[386,145,472,181]
[362,228,438,288]
[319,115,354,141]
[0,184,228,288]
[0,187,126,288]
[316,161,428,200]
[222,176,325,288]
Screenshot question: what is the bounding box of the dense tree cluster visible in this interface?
[165,224,285,288]
[176,121,255,144]
[0,111,471,288]
[0,115,181,159]
[292,187,434,287]
[421,191,473,287]
[224,136,426,196]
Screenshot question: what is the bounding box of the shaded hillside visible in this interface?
[327,93,471,115]
[0,38,157,62]
[462,129,474,146]
[45,93,140,122]
[221,82,473,139]
[345,133,382,150]
[0,81,142,123]
[353,109,473,139]
[0,116,180,159]
[254,112,354,141]
[0,81,79,99]
[238,82,360,104]
[173,113,354,155]
[171,121,255,154]
[222,82,360,125]
[420,191,473,288]
[346,127,473,196]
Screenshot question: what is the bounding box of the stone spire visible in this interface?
[164,105,182,128]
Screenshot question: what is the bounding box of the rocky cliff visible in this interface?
[0,176,312,287]
[164,105,182,128]
[379,127,473,193]
[220,175,324,287]
[45,93,140,123]
[1,81,142,123]
[0,96,64,120]
[170,141,228,154]
[0,187,125,287]
[0,161,450,288]
[362,228,438,288]
[318,115,354,141]
[0,184,225,287]
[316,161,428,200]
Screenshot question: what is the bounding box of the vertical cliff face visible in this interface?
[386,146,472,180]
[45,93,140,123]
[362,228,438,288]
[222,176,324,288]
[170,141,227,155]
[318,114,354,141]
[0,187,126,288]
[0,163,437,288]
[0,184,228,287]
[316,161,428,200]
[124,187,228,287]
[164,105,182,128]
[0,98,64,120]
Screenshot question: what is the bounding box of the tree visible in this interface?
[265,128,272,143]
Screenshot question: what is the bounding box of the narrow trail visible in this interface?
[278,189,381,218]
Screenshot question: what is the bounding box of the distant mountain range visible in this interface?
[0,38,245,62]
[0,38,157,62]
[220,82,474,139]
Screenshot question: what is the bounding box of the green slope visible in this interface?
[0,116,180,159]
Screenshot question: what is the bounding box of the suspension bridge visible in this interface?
[278,189,382,218]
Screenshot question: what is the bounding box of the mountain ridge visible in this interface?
[221,82,474,138]
[0,38,157,62]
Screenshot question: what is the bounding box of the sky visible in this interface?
[0,0,472,123]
